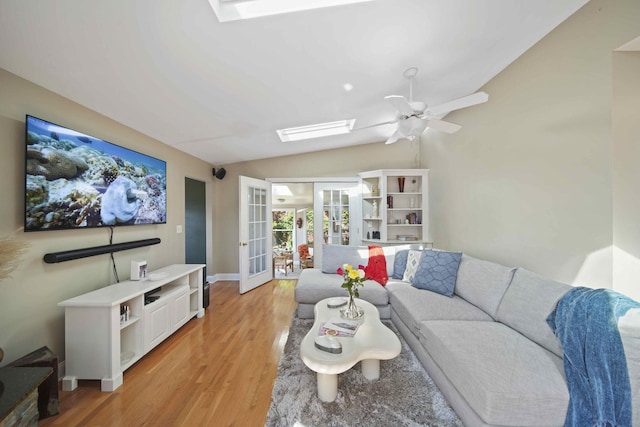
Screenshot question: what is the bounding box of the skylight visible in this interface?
[272,185,293,196]
[276,119,355,142]
[209,0,373,22]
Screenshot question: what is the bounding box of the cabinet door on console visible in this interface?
[144,299,171,352]
[172,287,191,330]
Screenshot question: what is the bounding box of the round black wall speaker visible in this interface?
[212,168,226,180]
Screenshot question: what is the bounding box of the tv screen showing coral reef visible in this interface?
[25,115,167,231]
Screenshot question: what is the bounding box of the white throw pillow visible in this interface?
[402,250,422,283]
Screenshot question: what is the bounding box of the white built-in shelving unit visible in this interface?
[359,169,431,246]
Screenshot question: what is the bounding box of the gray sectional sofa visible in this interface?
[294,245,640,427]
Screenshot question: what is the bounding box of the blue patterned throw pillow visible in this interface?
[411,250,462,297]
[392,249,410,279]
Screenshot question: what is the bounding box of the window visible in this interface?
[276,120,355,142]
[305,210,314,245]
[209,0,373,22]
[272,209,294,250]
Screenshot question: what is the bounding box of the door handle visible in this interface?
[240,242,248,246]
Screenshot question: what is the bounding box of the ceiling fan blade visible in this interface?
[384,95,414,116]
[426,118,462,134]
[428,92,489,116]
[385,130,402,145]
[352,120,398,131]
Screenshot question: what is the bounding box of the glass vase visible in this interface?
[340,292,364,319]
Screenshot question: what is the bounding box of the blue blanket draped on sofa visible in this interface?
[547,287,640,427]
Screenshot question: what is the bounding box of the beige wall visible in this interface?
[424,0,640,298]
[213,142,416,273]
[0,69,215,365]
[613,51,640,299]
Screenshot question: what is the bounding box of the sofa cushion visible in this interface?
[321,245,369,274]
[295,268,389,306]
[495,268,571,358]
[411,249,462,297]
[386,281,492,332]
[454,254,516,319]
[418,320,568,426]
[402,250,422,282]
[392,249,409,279]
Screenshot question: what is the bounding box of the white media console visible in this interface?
[58,264,205,392]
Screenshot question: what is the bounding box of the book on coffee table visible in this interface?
[319,319,361,337]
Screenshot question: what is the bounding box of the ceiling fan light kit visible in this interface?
[366,67,489,144]
[386,117,427,145]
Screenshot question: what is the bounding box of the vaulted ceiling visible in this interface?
[0,0,588,166]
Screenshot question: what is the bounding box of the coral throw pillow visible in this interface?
[365,245,388,286]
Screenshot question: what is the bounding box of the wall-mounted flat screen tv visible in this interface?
[25,115,167,231]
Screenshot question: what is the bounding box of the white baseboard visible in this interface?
[207,273,240,283]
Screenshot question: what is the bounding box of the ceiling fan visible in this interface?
[363,67,489,144]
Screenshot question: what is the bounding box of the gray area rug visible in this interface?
[266,317,463,427]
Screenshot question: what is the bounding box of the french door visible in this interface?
[239,176,272,294]
[313,182,360,269]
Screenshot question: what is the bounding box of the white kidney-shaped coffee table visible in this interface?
[299,297,401,402]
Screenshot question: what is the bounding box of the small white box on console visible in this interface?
[130,260,148,281]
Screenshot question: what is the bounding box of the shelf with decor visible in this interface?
[358,169,431,246]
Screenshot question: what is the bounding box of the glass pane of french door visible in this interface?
[313,182,359,269]
[248,186,267,275]
[322,189,351,246]
[239,176,272,294]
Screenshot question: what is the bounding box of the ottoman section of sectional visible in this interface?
[295,268,389,318]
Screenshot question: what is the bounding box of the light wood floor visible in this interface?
[40,279,298,427]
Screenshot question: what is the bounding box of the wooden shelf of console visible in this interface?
[58,264,205,392]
